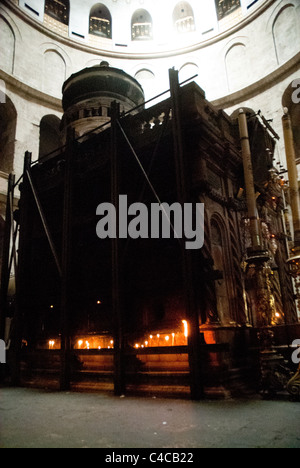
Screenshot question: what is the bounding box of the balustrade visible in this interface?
[89,16,112,39]
[132,22,153,41]
[175,16,195,33]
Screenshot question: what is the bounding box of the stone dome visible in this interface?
[61,61,145,138]
[62,61,144,110]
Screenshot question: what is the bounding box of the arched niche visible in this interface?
[273,4,300,65]
[0,16,15,74]
[131,9,153,41]
[89,3,112,39]
[134,68,155,102]
[225,42,250,92]
[173,2,195,33]
[43,50,66,97]
[39,115,62,160]
[44,0,70,25]
[179,63,199,84]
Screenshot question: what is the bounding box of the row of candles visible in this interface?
[48,320,189,350]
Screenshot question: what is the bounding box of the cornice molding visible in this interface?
[0,68,62,112]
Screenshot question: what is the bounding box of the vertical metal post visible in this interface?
[237,110,271,328]
[169,68,205,400]
[60,131,74,391]
[0,173,15,342]
[282,111,300,250]
[282,113,300,400]
[110,101,125,396]
[11,152,32,385]
[238,109,262,252]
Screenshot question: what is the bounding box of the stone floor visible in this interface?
[0,387,300,448]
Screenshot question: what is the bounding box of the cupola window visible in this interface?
[131,10,153,41]
[173,2,195,34]
[215,0,241,21]
[89,4,112,39]
[44,0,69,25]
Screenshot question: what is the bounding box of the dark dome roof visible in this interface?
[62,62,145,110]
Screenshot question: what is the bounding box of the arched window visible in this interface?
[131,10,153,41]
[215,0,241,21]
[173,2,195,34]
[44,0,70,25]
[89,4,112,39]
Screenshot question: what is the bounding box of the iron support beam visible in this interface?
[26,170,62,277]
[169,68,205,400]
[11,152,32,385]
[60,133,74,391]
[111,101,126,396]
[0,174,15,342]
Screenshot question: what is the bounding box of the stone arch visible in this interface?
[272,4,300,65]
[225,42,250,93]
[0,15,15,74]
[179,62,199,84]
[135,69,154,101]
[42,49,67,97]
[133,67,156,102]
[135,69,155,80]
[131,9,153,41]
[39,115,62,160]
[89,3,112,39]
[134,68,155,87]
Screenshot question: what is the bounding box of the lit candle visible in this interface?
[182,320,188,339]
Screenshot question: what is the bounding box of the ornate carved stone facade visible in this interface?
[1,64,296,397]
[0,0,299,397]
